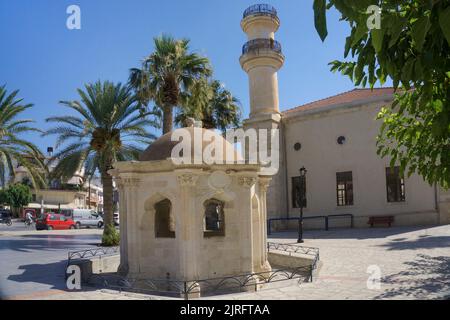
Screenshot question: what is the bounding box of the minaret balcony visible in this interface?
[241,4,280,34]
[242,38,282,55]
[243,4,278,20]
[240,39,285,72]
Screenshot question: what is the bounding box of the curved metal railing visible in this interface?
[70,243,319,300]
[243,4,278,19]
[242,38,282,55]
[68,246,119,263]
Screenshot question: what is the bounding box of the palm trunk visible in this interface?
[162,104,173,134]
[101,170,114,230]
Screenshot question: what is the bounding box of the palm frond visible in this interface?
[0,85,47,189]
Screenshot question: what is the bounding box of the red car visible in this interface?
[36,213,76,230]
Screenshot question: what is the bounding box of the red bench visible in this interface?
[368,216,394,227]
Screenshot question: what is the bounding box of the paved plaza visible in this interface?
[1,224,449,300]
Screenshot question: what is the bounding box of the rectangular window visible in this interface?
[386,167,405,202]
[292,176,306,208]
[336,171,354,206]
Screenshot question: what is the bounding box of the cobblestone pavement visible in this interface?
[2,225,450,300]
[210,224,450,300]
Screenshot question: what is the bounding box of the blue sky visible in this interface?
[1,0,370,152]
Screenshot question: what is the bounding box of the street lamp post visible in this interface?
[297,166,307,243]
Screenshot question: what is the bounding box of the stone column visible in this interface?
[116,177,128,276]
[122,177,141,275]
[177,172,201,299]
[238,175,257,274]
[259,177,272,272]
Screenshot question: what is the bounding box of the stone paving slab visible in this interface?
[3,225,450,300]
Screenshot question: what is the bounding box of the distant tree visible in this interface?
[313,0,450,188]
[0,189,9,206]
[0,85,47,188]
[175,79,242,132]
[129,35,212,134]
[3,183,32,217]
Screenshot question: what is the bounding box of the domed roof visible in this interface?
[140,127,243,163]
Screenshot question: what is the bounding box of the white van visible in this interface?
[72,209,104,229]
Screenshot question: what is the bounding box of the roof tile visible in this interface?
[283,88,396,114]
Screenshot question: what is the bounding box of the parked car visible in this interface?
[71,209,104,229]
[36,213,76,230]
[97,212,119,227]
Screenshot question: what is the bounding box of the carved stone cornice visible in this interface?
[177,173,199,187]
[121,177,141,187]
[259,178,271,192]
[238,176,257,189]
[115,178,124,190]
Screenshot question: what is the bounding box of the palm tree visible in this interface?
[0,85,46,189]
[176,79,242,132]
[129,34,212,134]
[45,81,157,245]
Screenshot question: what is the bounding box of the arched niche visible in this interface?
[203,198,225,237]
[155,199,175,238]
[144,193,176,239]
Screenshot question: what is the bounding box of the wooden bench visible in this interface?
[368,216,394,227]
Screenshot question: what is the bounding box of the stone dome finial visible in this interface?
[186,117,202,128]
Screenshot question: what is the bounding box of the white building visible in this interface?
[239,4,450,229]
[14,153,104,213]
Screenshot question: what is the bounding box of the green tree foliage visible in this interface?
[102,224,120,247]
[129,35,212,134]
[44,81,157,245]
[0,85,47,188]
[313,0,450,188]
[175,79,242,132]
[0,189,9,205]
[2,183,32,217]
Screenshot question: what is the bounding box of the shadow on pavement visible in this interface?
[377,236,450,251]
[0,238,100,253]
[7,261,69,291]
[375,254,450,299]
[5,260,100,298]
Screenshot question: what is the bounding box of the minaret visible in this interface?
[240,4,286,220]
[240,3,284,120]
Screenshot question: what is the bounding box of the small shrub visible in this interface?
[102,224,120,247]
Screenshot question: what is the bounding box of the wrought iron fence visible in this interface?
[327,213,354,228]
[68,242,319,300]
[68,246,119,263]
[267,242,319,258]
[267,214,355,235]
[243,4,278,19]
[86,264,313,300]
[267,242,320,270]
[242,38,282,55]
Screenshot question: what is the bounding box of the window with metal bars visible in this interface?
[336,171,354,206]
[386,167,405,202]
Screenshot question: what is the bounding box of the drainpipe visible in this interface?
[281,119,290,219]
